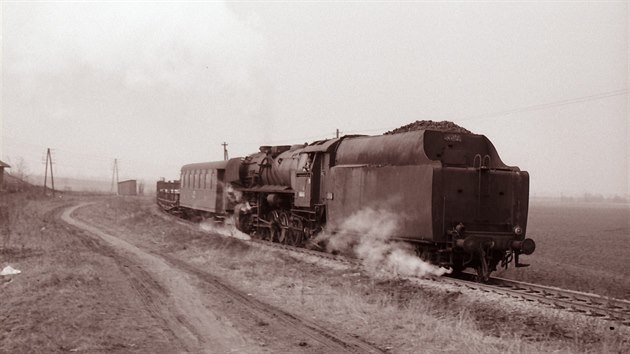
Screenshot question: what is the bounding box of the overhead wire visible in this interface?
[338,89,629,136]
[3,88,626,180]
[459,89,628,122]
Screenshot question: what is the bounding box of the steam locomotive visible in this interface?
[157,128,535,281]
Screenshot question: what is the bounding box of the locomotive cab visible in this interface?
[294,152,319,207]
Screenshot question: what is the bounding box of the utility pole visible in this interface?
[43,148,55,197]
[336,129,340,138]
[111,158,119,195]
[222,142,228,161]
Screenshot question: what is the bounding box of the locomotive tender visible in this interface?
[157,128,535,281]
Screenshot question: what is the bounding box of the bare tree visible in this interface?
[12,157,29,183]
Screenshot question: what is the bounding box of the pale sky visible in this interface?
[1,1,628,196]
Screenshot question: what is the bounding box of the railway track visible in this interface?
[248,236,630,327]
[157,207,630,328]
[481,277,630,325]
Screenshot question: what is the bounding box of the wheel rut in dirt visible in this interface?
[61,203,384,354]
[61,203,255,354]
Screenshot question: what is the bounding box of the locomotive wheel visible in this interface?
[278,212,290,244]
[265,211,280,243]
[269,223,280,243]
[287,217,304,247]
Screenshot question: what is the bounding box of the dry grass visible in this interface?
[0,192,179,353]
[75,196,630,353]
[187,245,628,354]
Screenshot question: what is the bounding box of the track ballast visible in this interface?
[248,235,630,327]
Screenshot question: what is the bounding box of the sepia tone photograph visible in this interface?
[1,1,628,353]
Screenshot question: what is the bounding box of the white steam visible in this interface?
[319,208,451,278]
[199,218,250,241]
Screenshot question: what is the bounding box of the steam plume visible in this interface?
[199,218,250,241]
[317,208,451,278]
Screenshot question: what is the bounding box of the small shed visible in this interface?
[117,179,137,196]
[0,160,10,188]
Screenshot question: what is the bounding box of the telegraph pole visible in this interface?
[111,158,119,195]
[44,153,48,194]
[222,142,228,161]
[43,148,55,197]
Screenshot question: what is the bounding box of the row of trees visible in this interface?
[559,193,628,203]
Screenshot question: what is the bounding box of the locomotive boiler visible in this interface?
[163,127,535,281]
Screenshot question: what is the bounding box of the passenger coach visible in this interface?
[179,161,232,219]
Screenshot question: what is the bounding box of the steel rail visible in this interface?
[487,277,630,323]
[436,276,630,326]
[159,207,630,327]
[247,236,630,327]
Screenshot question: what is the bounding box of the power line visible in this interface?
[335,89,630,136]
[228,89,628,145]
[3,136,114,162]
[460,89,628,122]
[4,88,626,174]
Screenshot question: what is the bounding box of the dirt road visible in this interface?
[62,203,383,354]
[62,203,256,353]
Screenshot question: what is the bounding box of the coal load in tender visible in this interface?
[384,120,472,135]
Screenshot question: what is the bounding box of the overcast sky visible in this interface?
[1,1,628,196]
